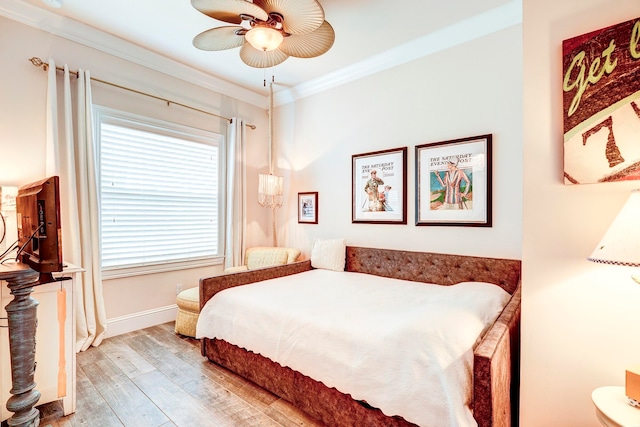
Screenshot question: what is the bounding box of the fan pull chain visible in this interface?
[263,71,275,87]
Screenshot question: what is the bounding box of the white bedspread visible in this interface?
[196,269,510,427]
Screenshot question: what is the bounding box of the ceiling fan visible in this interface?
[191,0,335,68]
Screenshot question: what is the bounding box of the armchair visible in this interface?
[223,246,301,273]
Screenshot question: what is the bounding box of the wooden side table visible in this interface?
[0,263,41,427]
[592,386,640,427]
[1,262,80,426]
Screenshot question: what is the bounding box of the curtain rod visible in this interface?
[28,57,256,130]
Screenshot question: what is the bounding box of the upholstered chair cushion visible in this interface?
[224,247,301,273]
[175,286,200,337]
[246,247,289,269]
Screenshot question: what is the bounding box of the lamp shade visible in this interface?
[0,186,17,214]
[0,186,18,251]
[588,189,640,267]
[258,173,283,208]
[245,27,283,52]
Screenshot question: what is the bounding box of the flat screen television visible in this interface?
[15,175,63,284]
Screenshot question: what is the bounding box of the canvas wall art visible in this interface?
[563,16,640,184]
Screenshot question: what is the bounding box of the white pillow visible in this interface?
[451,282,511,328]
[311,238,346,271]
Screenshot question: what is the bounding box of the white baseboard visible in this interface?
[105,304,178,338]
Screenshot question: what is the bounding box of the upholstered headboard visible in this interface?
[345,246,521,294]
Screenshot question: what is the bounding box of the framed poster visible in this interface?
[415,134,492,227]
[352,147,407,224]
[562,16,640,184]
[298,192,318,224]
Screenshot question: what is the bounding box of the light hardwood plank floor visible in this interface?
[21,322,324,427]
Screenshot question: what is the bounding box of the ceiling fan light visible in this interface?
[245,27,283,51]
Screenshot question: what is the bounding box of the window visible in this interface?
[94,107,224,276]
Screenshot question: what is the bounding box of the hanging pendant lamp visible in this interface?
[258,79,283,246]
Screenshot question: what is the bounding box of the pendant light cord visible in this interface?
[268,79,275,175]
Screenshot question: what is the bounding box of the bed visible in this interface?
[197,246,521,427]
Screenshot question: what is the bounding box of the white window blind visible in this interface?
[96,109,223,271]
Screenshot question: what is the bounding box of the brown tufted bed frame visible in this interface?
[199,246,521,427]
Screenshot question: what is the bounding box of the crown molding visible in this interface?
[0,0,267,108]
[275,0,522,106]
[1,0,521,109]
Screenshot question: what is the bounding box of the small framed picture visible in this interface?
[298,192,318,224]
[352,147,407,224]
[415,134,492,227]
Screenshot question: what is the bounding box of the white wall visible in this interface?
[7,2,640,425]
[0,16,272,334]
[522,1,640,426]
[276,25,523,261]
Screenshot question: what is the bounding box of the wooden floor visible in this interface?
[31,322,324,427]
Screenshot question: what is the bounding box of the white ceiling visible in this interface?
[4,0,521,104]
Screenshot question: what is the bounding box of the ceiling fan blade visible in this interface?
[193,26,246,51]
[253,0,324,34]
[240,44,289,68]
[279,20,334,58]
[191,0,268,24]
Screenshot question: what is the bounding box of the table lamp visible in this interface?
[588,189,640,284]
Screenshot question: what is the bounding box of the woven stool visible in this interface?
[175,287,200,337]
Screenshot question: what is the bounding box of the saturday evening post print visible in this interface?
[352,147,407,224]
[563,16,640,184]
[416,135,492,227]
